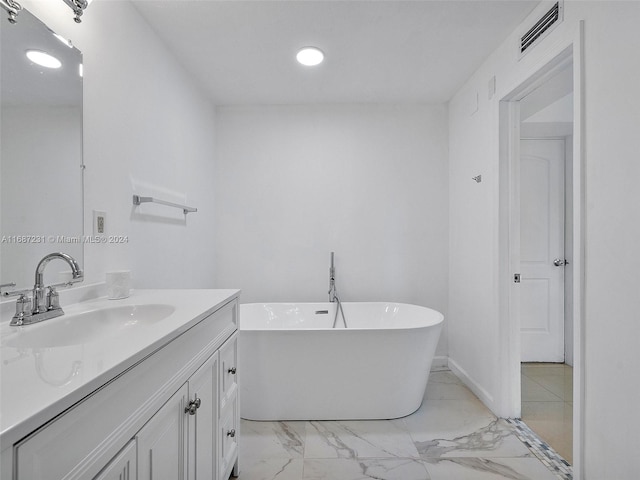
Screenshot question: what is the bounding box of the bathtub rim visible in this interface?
[240,301,444,331]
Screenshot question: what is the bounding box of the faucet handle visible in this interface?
[11,294,32,325]
[2,287,32,298]
[0,282,16,293]
[15,294,32,313]
[48,287,61,310]
[48,281,75,289]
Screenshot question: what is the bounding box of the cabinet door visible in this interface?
[219,333,238,413]
[219,392,238,480]
[137,383,189,480]
[188,353,219,480]
[93,439,136,480]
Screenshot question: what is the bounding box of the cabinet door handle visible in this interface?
[185,397,201,415]
[226,429,236,438]
[228,367,237,374]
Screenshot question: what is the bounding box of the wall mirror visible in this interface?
[1,8,84,290]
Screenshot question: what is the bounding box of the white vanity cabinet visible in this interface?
[94,440,137,480]
[136,335,239,480]
[7,294,240,480]
[136,383,189,480]
[218,335,239,480]
[187,352,219,479]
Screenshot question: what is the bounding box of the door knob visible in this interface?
[553,258,568,267]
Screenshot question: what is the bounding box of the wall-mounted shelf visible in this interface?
[132,195,197,215]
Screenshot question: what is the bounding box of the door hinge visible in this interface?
[514,273,521,283]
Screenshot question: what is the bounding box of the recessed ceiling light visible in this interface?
[296,47,324,66]
[26,50,62,69]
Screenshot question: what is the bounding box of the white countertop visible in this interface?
[0,289,240,451]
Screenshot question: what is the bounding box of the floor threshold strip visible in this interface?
[506,418,573,480]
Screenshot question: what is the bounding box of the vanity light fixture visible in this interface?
[296,47,324,66]
[0,0,21,23]
[2,0,91,23]
[26,50,62,69]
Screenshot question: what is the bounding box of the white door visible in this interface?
[520,138,566,362]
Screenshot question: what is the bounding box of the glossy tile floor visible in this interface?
[237,369,562,480]
[521,363,573,464]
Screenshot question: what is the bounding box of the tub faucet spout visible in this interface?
[327,252,347,328]
[328,251,336,302]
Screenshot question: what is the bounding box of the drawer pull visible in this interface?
[227,367,237,374]
[185,397,201,415]
[226,429,236,438]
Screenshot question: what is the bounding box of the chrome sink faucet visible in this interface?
[3,252,84,326]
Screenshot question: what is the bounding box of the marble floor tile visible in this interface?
[411,418,532,459]
[424,371,480,401]
[237,369,567,480]
[402,398,531,459]
[401,398,496,443]
[236,458,304,480]
[303,458,430,480]
[423,457,560,480]
[241,420,307,460]
[304,420,419,459]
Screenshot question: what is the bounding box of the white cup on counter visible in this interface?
[106,270,131,299]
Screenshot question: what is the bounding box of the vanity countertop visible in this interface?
[0,289,240,451]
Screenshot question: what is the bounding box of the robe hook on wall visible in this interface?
[472,175,482,183]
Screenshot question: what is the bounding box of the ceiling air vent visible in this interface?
[520,2,561,55]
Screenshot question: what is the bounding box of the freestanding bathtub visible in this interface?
[239,302,443,421]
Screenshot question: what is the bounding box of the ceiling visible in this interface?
[132,0,539,106]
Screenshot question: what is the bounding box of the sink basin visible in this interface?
[2,304,175,348]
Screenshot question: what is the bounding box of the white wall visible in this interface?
[20,0,217,289]
[448,1,640,477]
[214,104,449,356]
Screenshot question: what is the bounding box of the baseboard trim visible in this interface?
[430,355,449,371]
[448,357,495,411]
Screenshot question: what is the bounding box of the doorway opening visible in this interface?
[519,62,573,462]
[499,44,583,474]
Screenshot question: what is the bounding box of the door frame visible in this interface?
[497,25,585,478]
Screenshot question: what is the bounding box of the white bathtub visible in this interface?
[239,302,443,421]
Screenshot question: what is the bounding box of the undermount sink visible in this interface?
[2,304,175,348]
